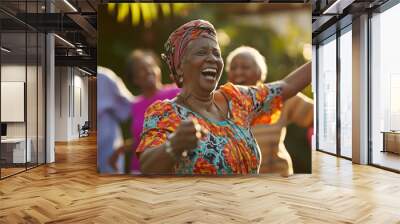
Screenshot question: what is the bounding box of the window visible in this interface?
[339,27,352,158]
[370,2,400,171]
[317,36,337,154]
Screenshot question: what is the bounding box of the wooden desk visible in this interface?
[381,131,400,154]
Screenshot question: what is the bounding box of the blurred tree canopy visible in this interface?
[98,3,312,97]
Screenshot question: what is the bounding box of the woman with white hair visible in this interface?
[226,46,268,85]
[226,46,313,176]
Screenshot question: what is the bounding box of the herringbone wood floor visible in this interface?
[1,135,400,224]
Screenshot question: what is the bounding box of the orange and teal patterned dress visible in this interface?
[136,82,282,175]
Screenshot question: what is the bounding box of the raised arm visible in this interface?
[279,62,311,101]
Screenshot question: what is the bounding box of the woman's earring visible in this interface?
[178,76,183,84]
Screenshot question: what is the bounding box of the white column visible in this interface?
[46,1,55,163]
[352,14,369,164]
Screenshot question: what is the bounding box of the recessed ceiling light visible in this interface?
[54,34,75,48]
[78,67,93,76]
[63,0,78,12]
[323,0,355,15]
[1,47,11,53]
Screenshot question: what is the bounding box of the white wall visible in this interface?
[55,66,69,141]
[1,63,46,164]
[72,72,89,138]
[1,64,26,81]
[1,65,28,138]
[55,67,89,141]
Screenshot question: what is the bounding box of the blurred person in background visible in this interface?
[226,46,313,176]
[137,19,311,175]
[97,66,134,173]
[113,49,180,174]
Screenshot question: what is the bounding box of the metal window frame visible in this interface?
[315,19,353,161]
[338,23,353,160]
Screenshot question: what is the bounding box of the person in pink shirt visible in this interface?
[126,49,180,173]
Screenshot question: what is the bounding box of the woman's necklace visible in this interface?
[177,92,226,120]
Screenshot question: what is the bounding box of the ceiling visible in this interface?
[1,0,100,72]
[312,0,390,43]
[2,0,393,72]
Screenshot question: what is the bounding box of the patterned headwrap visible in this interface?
[161,19,217,87]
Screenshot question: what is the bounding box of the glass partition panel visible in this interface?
[317,36,337,154]
[1,30,27,178]
[27,30,38,169]
[38,32,45,165]
[339,28,352,158]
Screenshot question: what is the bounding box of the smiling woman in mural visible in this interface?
[137,19,311,175]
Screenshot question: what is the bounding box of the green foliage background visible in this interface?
[98,3,312,173]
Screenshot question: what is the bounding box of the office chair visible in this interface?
[79,121,90,138]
